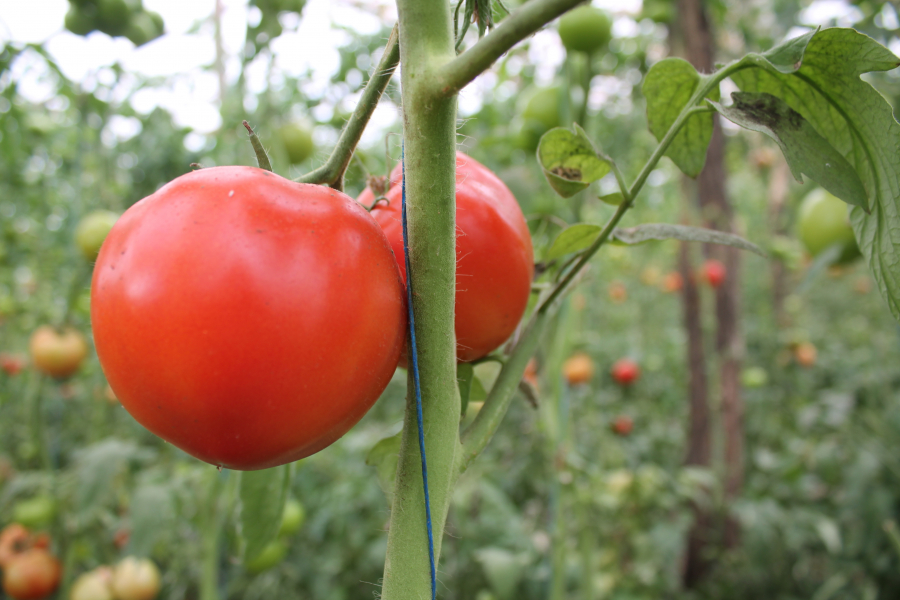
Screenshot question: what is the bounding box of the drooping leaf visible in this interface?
[642,57,720,177]
[729,27,900,320]
[365,431,402,505]
[127,484,174,558]
[611,224,767,257]
[240,464,293,562]
[537,125,610,198]
[710,93,868,210]
[547,223,602,259]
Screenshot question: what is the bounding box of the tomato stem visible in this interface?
[295,25,400,191]
[242,121,273,172]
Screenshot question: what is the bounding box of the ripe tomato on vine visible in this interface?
[91,166,407,470]
[360,152,534,363]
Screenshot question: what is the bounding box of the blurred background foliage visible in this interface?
[3,0,900,599]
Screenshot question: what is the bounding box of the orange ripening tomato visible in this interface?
[563,353,594,386]
[91,167,406,470]
[363,152,534,363]
[794,342,817,368]
[660,271,683,293]
[2,549,61,600]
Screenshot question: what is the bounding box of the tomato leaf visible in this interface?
[728,28,900,320]
[365,431,402,506]
[611,224,767,257]
[547,223,602,259]
[642,57,720,178]
[599,192,624,206]
[127,484,174,558]
[73,440,151,513]
[239,464,293,562]
[709,92,868,211]
[537,125,611,198]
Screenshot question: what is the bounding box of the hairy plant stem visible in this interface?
[379,3,460,599]
[295,26,399,190]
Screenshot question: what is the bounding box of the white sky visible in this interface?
[0,0,870,141]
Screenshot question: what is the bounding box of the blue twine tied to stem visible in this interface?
[400,143,438,600]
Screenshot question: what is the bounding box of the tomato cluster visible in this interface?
[0,524,60,600]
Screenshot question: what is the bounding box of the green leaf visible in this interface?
[73,440,148,513]
[642,57,720,177]
[709,92,868,210]
[611,224,767,257]
[365,431,402,505]
[599,192,624,206]
[730,28,900,320]
[240,464,293,562]
[760,28,816,73]
[537,125,610,198]
[547,223,602,259]
[127,484,174,558]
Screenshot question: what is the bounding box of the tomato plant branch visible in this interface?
[459,98,720,469]
[436,0,586,96]
[379,2,461,599]
[295,25,400,190]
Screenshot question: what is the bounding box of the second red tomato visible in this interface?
[361,152,534,363]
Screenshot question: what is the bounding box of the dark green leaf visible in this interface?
[537,125,610,198]
[611,224,767,257]
[730,28,900,320]
[365,431,402,505]
[710,92,868,210]
[642,57,720,177]
[240,464,292,562]
[547,223,602,259]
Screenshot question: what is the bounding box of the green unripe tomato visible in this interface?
[70,567,115,600]
[741,367,769,388]
[281,123,315,165]
[558,5,612,54]
[65,7,96,36]
[278,499,305,537]
[96,0,131,36]
[12,496,56,529]
[520,86,562,132]
[244,539,288,574]
[796,188,861,263]
[75,210,119,260]
[125,11,164,47]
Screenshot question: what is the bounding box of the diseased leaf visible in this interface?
[547,224,602,259]
[240,464,292,562]
[642,57,720,177]
[365,431,402,506]
[710,92,868,210]
[537,125,610,198]
[730,28,900,320]
[611,224,768,257]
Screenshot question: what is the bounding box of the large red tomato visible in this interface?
[91,167,406,470]
[360,153,534,363]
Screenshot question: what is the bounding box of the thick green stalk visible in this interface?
[379,2,460,599]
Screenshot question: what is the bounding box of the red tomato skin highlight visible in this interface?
[368,153,534,363]
[91,167,406,470]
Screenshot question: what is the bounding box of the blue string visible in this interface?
[400,143,438,600]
